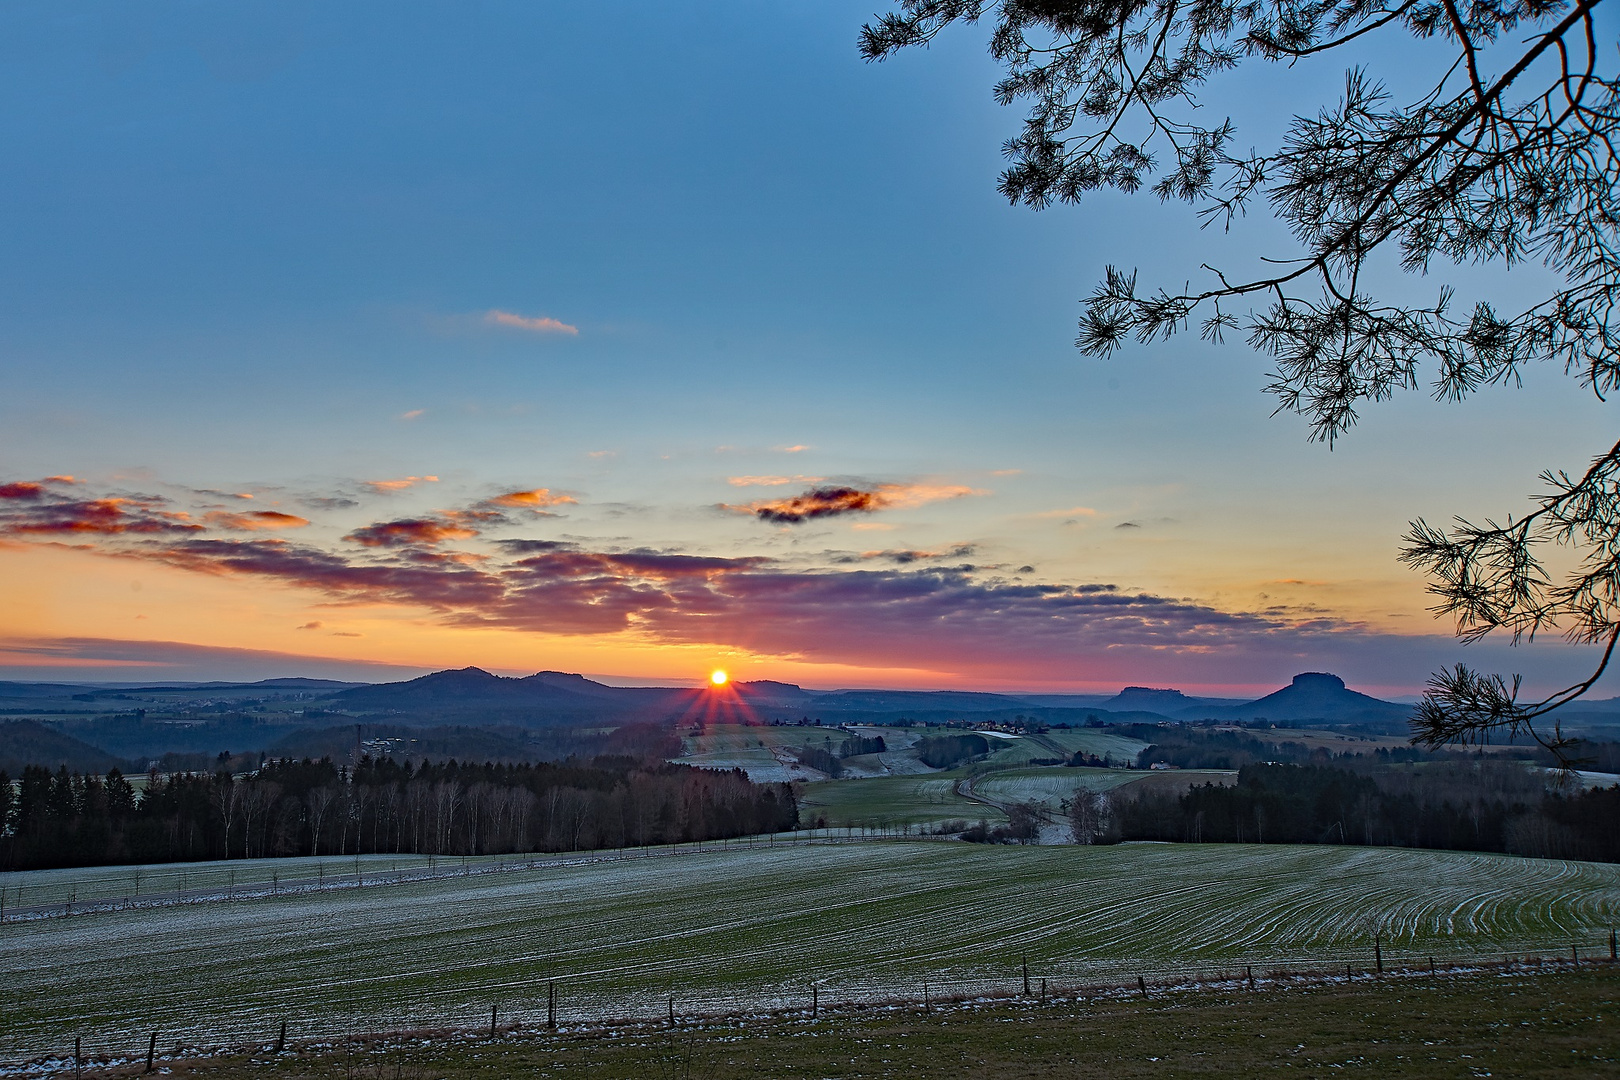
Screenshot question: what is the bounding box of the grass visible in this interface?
[972,766,1164,808]
[129,967,1620,1079]
[4,841,1619,1066]
[797,772,984,827]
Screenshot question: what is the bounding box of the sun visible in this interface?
[709,669,729,687]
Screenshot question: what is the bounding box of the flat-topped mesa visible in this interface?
[1290,672,1346,690]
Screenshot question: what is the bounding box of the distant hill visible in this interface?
[0,720,128,774]
[1104,687,1199,713]
[1213,673,1411,730]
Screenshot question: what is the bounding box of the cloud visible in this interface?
[858,545,977,565]
[587,450,617,459]
[0,493,202,536]
[296,621,323,630]
[345,519,480,548]
[365,476,439,493]
[1035,506,1099,519]
[775,445,810,453]
[205,510,310,531]
[1116,521,1141,529]
[486,488,577,511]
[724,482,986,524]
[727,475,825,488]
[0,482,46,500]
[400,409,426,421]
[485,310,579,335]
[0,636,421,682]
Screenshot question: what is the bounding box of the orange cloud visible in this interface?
[723,482,985,524]
[400,409,426,421]
[365,476,439,493]
[205,510,310,531]
[485,310,579,335]
[775,445,810,453]
[345,519,479,547]
[487,488,577,510]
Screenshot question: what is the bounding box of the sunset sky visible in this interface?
[0,2,1612,696]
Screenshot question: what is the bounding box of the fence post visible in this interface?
[1023,955,1030,996]
[1040,978,1047,1002]
[276,1020,286,1053]
[812,985,818,1019]
[548,981,556,1029]
[923,982,929,1015]
[1374,933,1383,974]
[1246,965,1254,990]
[1572,943,1579,966]
[146,1030,157,1072]
[1611,928,1617,961]
[668,996,675,1027]
[74,1035,81,1080]
[490,1003,498,1037]
[1137,976,1147,1000]
[1428,956,1435,974]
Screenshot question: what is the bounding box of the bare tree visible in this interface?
[862,1,1619,762]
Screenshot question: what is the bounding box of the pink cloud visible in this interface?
[485,310,579,335]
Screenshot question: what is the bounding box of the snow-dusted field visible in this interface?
[4,841,1618,1066]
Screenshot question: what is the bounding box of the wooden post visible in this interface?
[275,1020,286,1053]
[1246,965,1254,990]
[548,981,556,1029]
[1023,955,1030,996]
[812,985,818,1018]
[1611,928,1617,961]
[490,1003,498,1037]
[1137,976,1147,1000]
[1040,977,1046,1002]
[75,1035,81,1080]
[1374,932,1383,974]
[668,996,675,1027]
[1429,956,1435,974]
[146,1030,157,1072]
[1572,943,1579,966]
[923,982,929,1015]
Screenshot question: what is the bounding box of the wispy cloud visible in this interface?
[205,510,310,531]
[1035,505,1099,519]
[723,482,986,524]
[775,445,810,454]
[485,310,579,335]
[726,475,825,488]
[365,476,439,493]
[400,409,426,421]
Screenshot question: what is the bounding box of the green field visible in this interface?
[4,841,1619,1066]
[143,968,1620,1080]
[797,771,985,827]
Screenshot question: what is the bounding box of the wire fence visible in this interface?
[6,942,1618,1078]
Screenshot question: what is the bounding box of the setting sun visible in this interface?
[709,669,728,686]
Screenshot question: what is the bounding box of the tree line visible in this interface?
[1072,761,1620,862]
[0,755,798,871]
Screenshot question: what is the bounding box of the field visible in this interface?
[4,841,1619,1067]
[971,766,1218,809]
[132,968,1620,1079]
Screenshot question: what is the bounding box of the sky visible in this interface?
[0,1,1613,696]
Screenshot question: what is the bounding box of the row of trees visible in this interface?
[0,755,798,871]
[1070,761,1620,861]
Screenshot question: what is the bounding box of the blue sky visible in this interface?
[0,1,1612,694]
